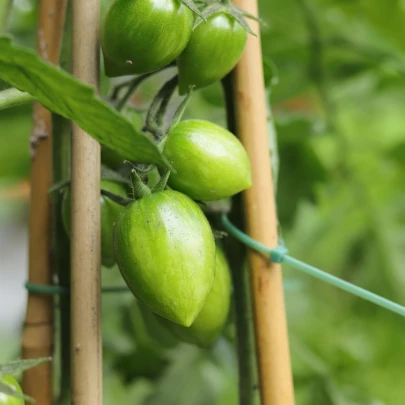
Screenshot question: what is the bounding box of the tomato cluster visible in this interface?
[61,0,256,346]
[102,0,250,90]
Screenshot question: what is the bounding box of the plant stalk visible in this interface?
[0,88,35,111]
[0,0,12,32]
[70,1,102,404]
[52,115,71,405]
[22,1,67,404]
[231,0,295,404]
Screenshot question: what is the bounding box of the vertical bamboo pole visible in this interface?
[22,2,67,404]
[232,1,295,404]
[70,1,102,405]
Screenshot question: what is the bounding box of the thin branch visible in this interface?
[115,73,153,111]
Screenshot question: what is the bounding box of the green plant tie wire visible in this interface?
[221,214,405,318]
[25,279,300,295]
[25,282,129,295]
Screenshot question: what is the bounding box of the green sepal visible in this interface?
[226,7,256,37]
[181,0,205,19]
[131,169,152,199]
[151,170,171,193]
[233,5,267,26]
[0,357,52,377]
[193,3,225,29]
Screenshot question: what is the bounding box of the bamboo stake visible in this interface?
[222,76,260,405]
[22,2,67,404]
[232,0,296,404]
[70,1,102,405]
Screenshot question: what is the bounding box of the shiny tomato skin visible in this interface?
[114,190,216,327]
[163,120,251,201]
[0,376,24,405]
[62,180,127,268]
[178,13,247,94]
[102,0,194,77]
[161,246,231,347]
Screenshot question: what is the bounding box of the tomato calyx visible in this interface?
[181,0,206,19]
[193,1,264,36]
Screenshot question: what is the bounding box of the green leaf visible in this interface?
[0,381,34,403]
[0,36,166,166]
[0,357,52,377]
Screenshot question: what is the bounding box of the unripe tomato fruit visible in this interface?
[62,180,127,268]
[102,0,194,77]
[114,190,216,326]
[0,375,23,405]
[163,120,251,201]
[161,246,231,347]
[178,13,247,94]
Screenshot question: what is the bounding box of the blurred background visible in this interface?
[1,0,404,404]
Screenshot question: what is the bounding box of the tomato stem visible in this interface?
[101,189,133,206]
[144,75,178,138]
[169,85,195,130]
[115,73,154,111]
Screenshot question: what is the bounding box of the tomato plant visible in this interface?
[114,189,216,327]
[102,0,194,77]
[178,12,247,94]
[161,246,232,347]
[163,119,251,201]
[0,376,23,405]
[62,179,127,267]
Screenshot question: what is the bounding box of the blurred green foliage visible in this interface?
[1,0,404,404]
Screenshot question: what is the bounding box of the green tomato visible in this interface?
[102,0,194,77]
[178,13,247,94]
[163,120,251,201]
[62,180,127,267]
[0,376,23,405]
[114,190,216,327]
[161,246,232,347]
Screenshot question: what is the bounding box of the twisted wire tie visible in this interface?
[221,214,405,318]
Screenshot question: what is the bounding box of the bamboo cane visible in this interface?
[70,1,102,404]
[22,2,67,403]
[232,0,296,404]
